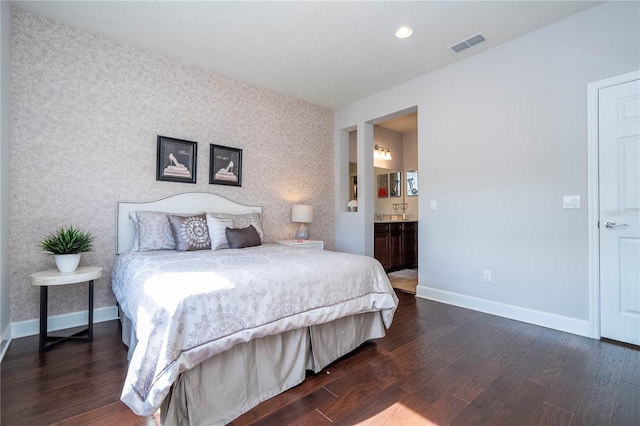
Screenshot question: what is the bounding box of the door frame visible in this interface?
[587,70,640,339]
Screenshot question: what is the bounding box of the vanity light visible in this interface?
[395,25,414,39]
[374,145,392,160]
[384,148,392,160]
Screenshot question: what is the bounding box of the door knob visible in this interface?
[605,221,628,229]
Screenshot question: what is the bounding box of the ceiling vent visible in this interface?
[449,33,486,54]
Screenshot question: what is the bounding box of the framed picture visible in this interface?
[390,171,402,197]
[406,169,418,196]
[210,144,242,186]
[377,174,388,198]
[156,135,197,184]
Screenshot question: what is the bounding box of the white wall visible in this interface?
[0,1,11,359]
[335,1,640,335]
[403,130,418,219]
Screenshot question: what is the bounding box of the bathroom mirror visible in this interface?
[377,174,388,198]
[389,171,402,198]
[406,169,418,196]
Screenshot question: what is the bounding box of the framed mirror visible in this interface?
[377,174,388,198]
[406,170,418,196]
[390,171,402,197]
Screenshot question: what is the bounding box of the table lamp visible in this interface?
[292,204,313,241]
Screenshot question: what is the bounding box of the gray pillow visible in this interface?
[225,225,261,249]
[135,211,176,251]
[167,214,211,251]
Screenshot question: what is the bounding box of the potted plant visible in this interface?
[40,226,94,272]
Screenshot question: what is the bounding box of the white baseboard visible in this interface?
[11,306,119,339]
[416,285,590,337]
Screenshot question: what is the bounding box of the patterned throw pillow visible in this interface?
[206,214,232,250]
[129,211,140,252]
[209,212,265,242]
[167,214,211,251]
[135,211,176,251]
[225,225,262,249]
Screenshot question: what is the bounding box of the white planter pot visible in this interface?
[54,254,82,273]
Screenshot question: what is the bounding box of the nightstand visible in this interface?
[30,266,102,352]
[275,240,324,250]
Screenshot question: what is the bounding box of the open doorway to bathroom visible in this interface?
[373,112,418,294]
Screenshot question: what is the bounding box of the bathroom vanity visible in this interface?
[374,220,418,272]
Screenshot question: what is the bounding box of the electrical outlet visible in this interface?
[484,270,492,282]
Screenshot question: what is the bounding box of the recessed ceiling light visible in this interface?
[395,25,414,39]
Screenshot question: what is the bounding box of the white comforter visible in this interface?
[112,244,398,416]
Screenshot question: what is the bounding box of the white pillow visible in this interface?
[206,214,233,250]
[208,212,265,242]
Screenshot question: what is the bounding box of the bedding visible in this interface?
[205,214,232,250]
[112,243,398,418]
[225,224,261,248]
[167,213,211,251]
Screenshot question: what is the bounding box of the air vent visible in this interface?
[449,33,486,54]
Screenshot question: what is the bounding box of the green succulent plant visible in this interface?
[40,226,94,255]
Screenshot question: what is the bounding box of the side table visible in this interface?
[30,266,103,352]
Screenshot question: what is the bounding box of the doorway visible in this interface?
[588,71,640,345]
[374,112,419,293]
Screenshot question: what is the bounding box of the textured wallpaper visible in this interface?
[9,9,334,323]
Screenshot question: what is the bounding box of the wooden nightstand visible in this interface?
[275,240,324,250]
[30,266,103,352]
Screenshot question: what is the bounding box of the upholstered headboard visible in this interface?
[116,192,262,254]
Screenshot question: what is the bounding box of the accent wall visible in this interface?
[9,8,334,326]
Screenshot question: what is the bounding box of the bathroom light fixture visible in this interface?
[374,145,392,160]
[395,25,414,39]
[291,204,313,241]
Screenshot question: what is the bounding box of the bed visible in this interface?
[112,192,398,425]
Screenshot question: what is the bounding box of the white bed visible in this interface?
[112,192,398,425]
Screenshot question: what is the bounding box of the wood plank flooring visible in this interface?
[2,291,639,425]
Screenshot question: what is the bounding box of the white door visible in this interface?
[599,78,640,345]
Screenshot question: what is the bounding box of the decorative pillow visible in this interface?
[206,214,232,250]
[225,225,261,249]
[136,211,176,251]
[129,211,140,252]
[209,212,265,242]
[167,214,211,251]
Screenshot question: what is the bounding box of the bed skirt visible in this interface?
[120,310,385,425]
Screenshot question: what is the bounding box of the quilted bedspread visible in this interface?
[112,244,398,416]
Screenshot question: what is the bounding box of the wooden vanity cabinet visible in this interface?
[374,221,418,272]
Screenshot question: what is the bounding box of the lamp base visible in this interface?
[294,224,309,240]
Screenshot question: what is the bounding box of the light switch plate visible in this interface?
[430,200,437,210]
[563,195,580,209]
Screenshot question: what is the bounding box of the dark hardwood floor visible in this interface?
[2,291,639,425]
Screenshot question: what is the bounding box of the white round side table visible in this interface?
[30,266,103,352]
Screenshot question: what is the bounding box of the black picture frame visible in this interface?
[209,144,242,186]
[156,135,197,184]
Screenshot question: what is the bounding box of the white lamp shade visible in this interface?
[292,205,313,223]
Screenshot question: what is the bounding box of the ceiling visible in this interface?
[12,1,601,111]
[377,113,418,134]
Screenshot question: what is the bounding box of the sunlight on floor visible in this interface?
[355,402,439,425]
